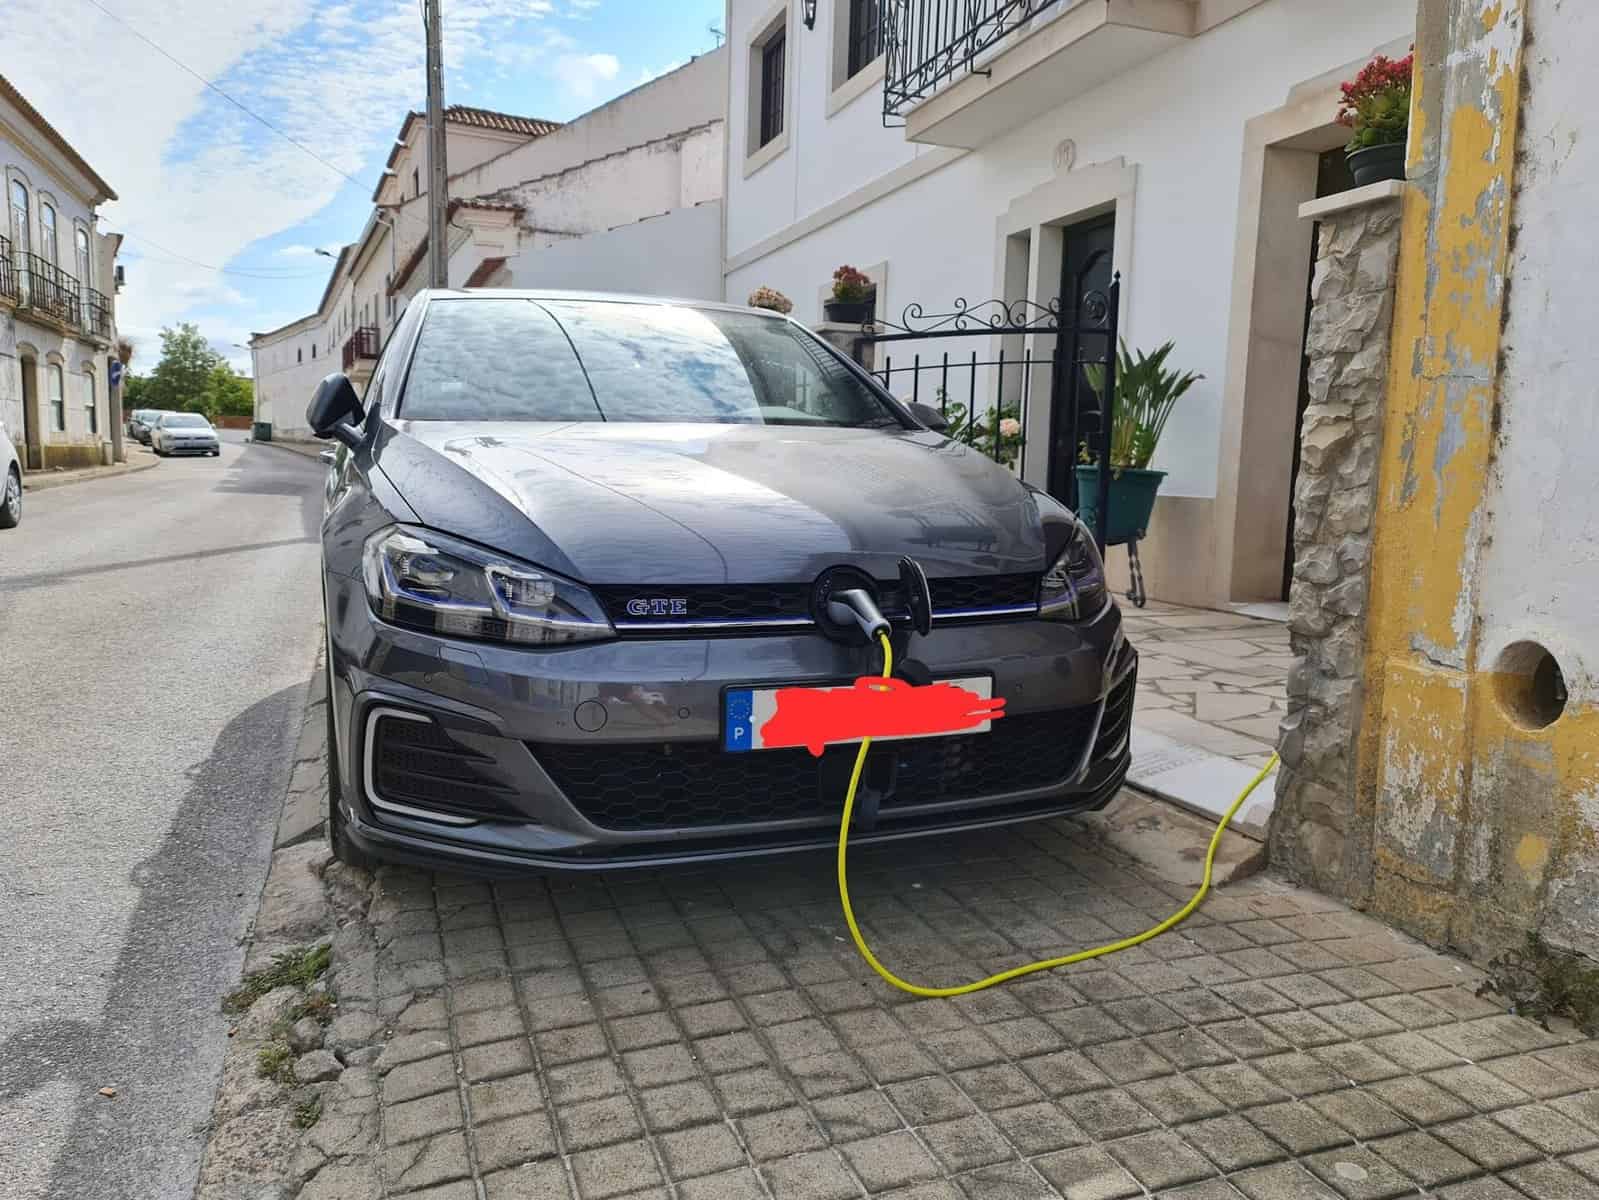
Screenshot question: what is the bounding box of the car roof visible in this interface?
[416,287,787,320]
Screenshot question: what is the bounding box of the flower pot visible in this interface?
[1073,466,1166,544]
[1346,142,1406,186]
[823,298,873,325]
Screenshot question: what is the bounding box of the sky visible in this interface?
[5,0,725,371]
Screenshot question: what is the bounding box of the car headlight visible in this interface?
[362,525,614,646]
[1038,518,1108,621]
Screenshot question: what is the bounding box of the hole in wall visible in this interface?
[1493,640,1568,729]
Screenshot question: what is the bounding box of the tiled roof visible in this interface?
[0,74,118,202]
[444,106,561,138]
[374,107,559,200]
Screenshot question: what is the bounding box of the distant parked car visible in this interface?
[151,412,221,457]
[1,417,20,529]
[130,409,167,444]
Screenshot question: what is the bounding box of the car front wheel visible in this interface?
[0,467,20,529]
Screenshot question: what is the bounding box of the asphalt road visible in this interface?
[0,434,325,1199]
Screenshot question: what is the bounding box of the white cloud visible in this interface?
[553,52,621,103]
[1,0,578,343]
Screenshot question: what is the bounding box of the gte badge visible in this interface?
[625,597,689,617]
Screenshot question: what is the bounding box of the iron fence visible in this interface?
[850,284,1123,553]
[884,0,1068,122]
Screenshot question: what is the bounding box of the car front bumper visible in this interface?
[325,569,1134,873]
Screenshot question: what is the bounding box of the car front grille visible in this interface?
[593,573,1040,634]
[368,714,520,819]
[531,705,1105,832]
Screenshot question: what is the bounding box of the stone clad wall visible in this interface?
[1271,194,1402,899]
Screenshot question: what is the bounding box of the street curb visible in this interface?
[195,643,388,1200]
[21,455,160,492]
[250,437,327,462]
[1074,786,1268,888]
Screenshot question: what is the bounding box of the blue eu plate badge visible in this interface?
[724,690,755,752]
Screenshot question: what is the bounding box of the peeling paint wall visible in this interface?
[1354,0,1599,960]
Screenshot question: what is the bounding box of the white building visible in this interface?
[252,52,726,441]
[720,0,1414,609]
[1,74,121,471]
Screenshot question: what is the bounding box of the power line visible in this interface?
[79,0,428,235]
[79,0,374,193]
[116,229,329,279]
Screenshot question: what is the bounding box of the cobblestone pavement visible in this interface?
[1123,603,1292,776]
[350,821,1599,1200]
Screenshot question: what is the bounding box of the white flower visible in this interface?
[999,418,1021,437]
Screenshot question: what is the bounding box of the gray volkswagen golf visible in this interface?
[312,290,1135,873]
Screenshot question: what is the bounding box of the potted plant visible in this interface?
[937,392,1023,469]
[747,286,793,314]
[1338,49,1413,186]
[823,265,875,325]
[1075,341,1202,543]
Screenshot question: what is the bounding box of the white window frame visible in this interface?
[38,197,58,266]
[743,1,791,178]
[47,362,66,432]
[83,367,98,436]
[828,0,887,116]
[9,175,32,256]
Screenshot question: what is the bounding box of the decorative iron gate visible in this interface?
[849,276,1124,550]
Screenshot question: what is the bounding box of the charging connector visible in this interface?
[825,588,891,644]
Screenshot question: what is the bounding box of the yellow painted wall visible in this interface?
[1357,0,1599,958]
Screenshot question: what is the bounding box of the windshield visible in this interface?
[163,413,210,428]
[400,298,902,428]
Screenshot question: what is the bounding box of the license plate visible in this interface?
[723,676,994,753]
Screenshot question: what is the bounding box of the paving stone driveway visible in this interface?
[357,820,1599,1200]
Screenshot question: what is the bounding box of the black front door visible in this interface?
[1047,214,1116,506]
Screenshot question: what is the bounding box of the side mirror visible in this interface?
[307,374,364,449]
[908,401,950,433]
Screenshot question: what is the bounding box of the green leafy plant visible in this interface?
[935,391,1023,469]
[293,1095,324,1129]
[256,1042,294,1083]
[1338,51,1413,151]
[223,943,332,1014]
[830,265,873,304]
[1079,340,1202,471]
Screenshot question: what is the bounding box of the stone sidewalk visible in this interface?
[1122,603,1293,837]
[330,824,1599,1200]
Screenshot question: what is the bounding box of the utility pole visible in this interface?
[424,0,449,289]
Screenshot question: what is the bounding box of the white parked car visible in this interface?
[151,412,221,457]
[1,417,20,529]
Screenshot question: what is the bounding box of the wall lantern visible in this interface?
[802,0,817,29]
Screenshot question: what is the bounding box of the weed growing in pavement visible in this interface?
[256,1043,295,1083]
[289,990,338,1026]
[293,1095,324,1129]
[223,944,332,1014]
[1478,933,1599,1036]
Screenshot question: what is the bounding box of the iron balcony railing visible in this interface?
[17,251,80,326]
[883,0,1068,121]
[82,287,113,340]
[1,239,113,339]
[342,325,380,370]
[0,236,18,306]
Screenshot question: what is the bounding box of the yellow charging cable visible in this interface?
[836,632,1280,998]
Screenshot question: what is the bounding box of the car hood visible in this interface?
[375,421,1049,584]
